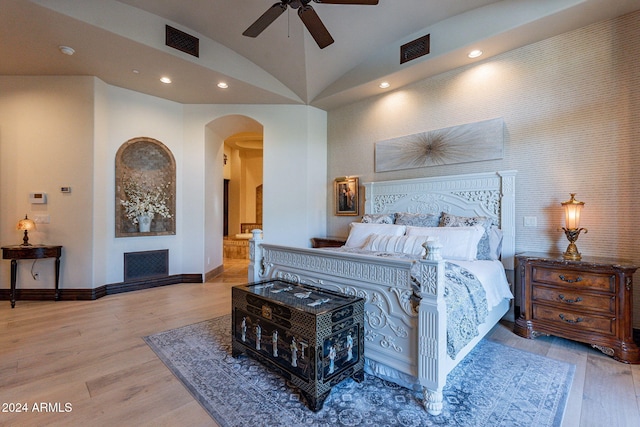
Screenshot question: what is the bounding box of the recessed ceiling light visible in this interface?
[379,82,390,89]
[160,76,172,84]
[132,69,140,74]
[58,45,75,56]
[217,82,228,89]
[468,49,483,58]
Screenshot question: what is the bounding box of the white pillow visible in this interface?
[344,223,406,248]
[362,234,430,256]
[405,225,485,260]
[489,226,503,260]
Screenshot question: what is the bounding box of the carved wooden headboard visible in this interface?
[363,171,517,270]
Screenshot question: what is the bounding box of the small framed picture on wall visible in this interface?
[335,177,359,216]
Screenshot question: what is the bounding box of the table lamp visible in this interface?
[561,194,587,260]
[17,214,36,246]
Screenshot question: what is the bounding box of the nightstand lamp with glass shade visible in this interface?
[561,194,587,260]
[17,214,36,246]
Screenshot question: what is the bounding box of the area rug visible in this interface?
[144,315,574,427]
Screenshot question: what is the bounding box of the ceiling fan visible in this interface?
[243,0,379,49]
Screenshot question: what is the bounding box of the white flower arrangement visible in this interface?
[120,175,172,224]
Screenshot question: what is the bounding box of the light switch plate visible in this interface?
[33,214,50,224]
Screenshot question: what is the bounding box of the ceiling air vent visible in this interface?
[400,34,430,64]
[165,25,199,58]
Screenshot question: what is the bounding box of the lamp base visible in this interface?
[563,242,581,260]
[562,227,587,261]
[21,230,32,246]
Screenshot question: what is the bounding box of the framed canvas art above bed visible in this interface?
[334,177,359,216]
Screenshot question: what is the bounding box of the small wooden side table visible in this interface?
[1,245,62,308]
[310,237,346,248]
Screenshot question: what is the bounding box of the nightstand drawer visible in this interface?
[532,286,615,314]
[532,304,615,335]
[531,266,615,292]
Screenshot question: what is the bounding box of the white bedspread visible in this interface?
[449,259,513,309]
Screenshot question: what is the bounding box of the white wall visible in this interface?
[1,80,328,291]
[326,11,640,324]
[93,85,185,285]
[204,125,224,273]
[0,76,95,290]
[184,105,328,273]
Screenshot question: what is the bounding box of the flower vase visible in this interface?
[137,214,152,232]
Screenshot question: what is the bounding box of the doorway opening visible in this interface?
[222,132,263,260]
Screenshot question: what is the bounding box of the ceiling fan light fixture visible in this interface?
[468,49,483,58]
[243,0,378,49]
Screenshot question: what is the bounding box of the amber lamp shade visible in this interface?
[17,214,36,246]
[561,194,587,260]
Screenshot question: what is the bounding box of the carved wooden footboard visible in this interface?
[249,234,451,414]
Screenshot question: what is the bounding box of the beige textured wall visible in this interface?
[327,12,640,324]
[0,76,95,289]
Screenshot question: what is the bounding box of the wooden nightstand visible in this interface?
[310,237,346,248]
[514,252,639,363]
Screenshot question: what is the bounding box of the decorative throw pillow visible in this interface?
[344,223,406,248]
[439,213,494,260]
[405,225,485,261]
[394,212,440,227]
[361,213,395,224]
[362,233,430,256]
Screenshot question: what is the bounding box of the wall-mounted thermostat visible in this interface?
[29,192,47,204]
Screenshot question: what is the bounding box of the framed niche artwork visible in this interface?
[335,177,359,216]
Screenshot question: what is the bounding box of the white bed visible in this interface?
[248,170,517,415]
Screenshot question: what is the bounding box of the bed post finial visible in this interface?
[422,239,443,261]
[248,229,264,282]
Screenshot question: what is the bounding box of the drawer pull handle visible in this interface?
[558,274,582,283]
[559,313,583,324]
[558,294,582,304]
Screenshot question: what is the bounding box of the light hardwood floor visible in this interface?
[1,259,639,427]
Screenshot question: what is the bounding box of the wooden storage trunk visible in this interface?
[232,279,364,411]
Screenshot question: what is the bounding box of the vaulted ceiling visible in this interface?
[1,0,638,110]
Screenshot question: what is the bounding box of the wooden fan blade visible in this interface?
[313,0,379,4]
[243,3,287,38]
[298,6,334,49]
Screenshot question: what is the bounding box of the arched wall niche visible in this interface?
[115,137,176,237]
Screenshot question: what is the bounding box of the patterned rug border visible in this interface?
[144,315,575,427]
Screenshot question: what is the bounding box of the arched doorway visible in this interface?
[204,116,263,276]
